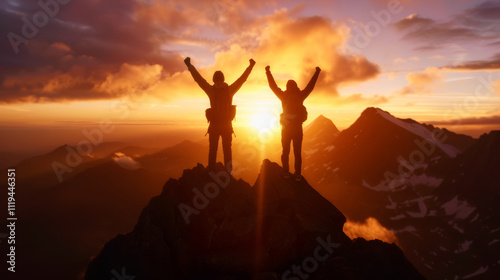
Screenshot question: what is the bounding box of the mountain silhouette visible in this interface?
[85,160,424,279]
[302,108,499,279]
[303,114,339,159]
[13,141,141,192]
[304,107,476,219]
[6,108,497,279]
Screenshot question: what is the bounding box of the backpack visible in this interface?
[280,105,307,125]
[206,105,236,123]
[205,83,236,123]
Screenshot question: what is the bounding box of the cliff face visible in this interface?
[85,160,424,280]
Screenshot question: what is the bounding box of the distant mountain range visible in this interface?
[3,107,498,279]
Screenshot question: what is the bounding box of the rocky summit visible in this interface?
[85,160,424,280]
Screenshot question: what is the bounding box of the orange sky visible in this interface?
[1,0,500,153]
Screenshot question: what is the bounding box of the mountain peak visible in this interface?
[306,114,339,133]
[85,161,424,279]
[359,107,461,158]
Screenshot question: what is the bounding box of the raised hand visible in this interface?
[316,66,321,72]
[184,57,191,66]
[249,59,256,67]
[265,65,270,72]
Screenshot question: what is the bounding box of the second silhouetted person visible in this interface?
[266,65,321,181]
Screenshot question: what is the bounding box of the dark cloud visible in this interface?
[444,53,500,71]
[394,1,500,50]
[428,115,500,126]
[0,0,190,103]
[464,0,500,20]
[394,14,483,44]
[394,14,435,30]
[487,41,500,47]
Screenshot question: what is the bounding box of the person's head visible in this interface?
[286,80,299,92]
[213,71,225,84]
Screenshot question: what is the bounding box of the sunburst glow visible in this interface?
[250,112,279,133]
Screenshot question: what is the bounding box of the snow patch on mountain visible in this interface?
[375,108,460,158]
[441,196,476,220]
[454,240,473,253]
[362,178,409,192]
[324,145,335,152]
[462,266,488,279]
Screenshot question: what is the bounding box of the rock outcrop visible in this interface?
[85,160,424,279]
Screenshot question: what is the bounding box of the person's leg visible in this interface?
[208,132,220,170]
[281,126,291,175]
[221,130,232,174]
[293,125,304,178]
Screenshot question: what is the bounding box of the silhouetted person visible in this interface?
[185,57,255,173]
[266,65,321,181]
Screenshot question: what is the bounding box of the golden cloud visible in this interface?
[400,67,444,95]
[164,12,381,101]
[344,217,398,244]
[94,63,163,96]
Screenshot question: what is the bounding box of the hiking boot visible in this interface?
[295,174,302,182]
[283,172,290,179]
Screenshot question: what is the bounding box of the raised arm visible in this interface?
[302,67,321,99]
[228,59,256,95]
[184,57,212,94]
[265,66,284,100]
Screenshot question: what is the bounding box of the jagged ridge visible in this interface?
[85,160,424,279]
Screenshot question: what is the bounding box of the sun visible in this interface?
[250,112,279,132]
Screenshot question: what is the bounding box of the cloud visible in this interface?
[152,12,380,101]
[399,67,444,95]
[394,1,500,50]
[0,2,379,103]
[343,217,398,244]
[333,93,389,106]
[394,14,435,31]
[250,14,380,95]
[428,115,500,126]
[94,63,163,96]
[0,0,188,103]
[112,152,141,170]
[393,56,419,64]
[393,58,406,64]
[488,41,500,47]
[394,14,480,45]
[443,53,500,71]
